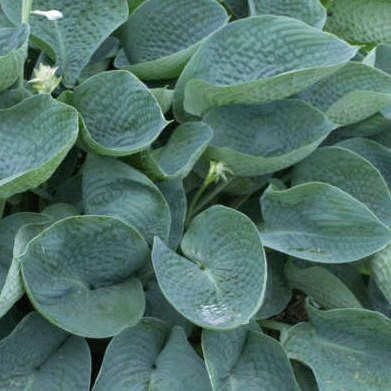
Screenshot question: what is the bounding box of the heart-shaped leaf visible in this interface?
[116,0,229,80]
[202,324,301,391]
[0,94,78,200]
[152,205,266,329]
[2,0,128,87]
[83,154,171,244]
[249,0,326,28]
[201,100,335,177]
[21,215,149,338]
[260,182,391,263]
[0,312,91,390]
[292,146,391,225]
[283,301,391,391]
[69,71,168,156]
[325,0,391,45]
[173,15,357,121]
[93,318,211,391]
[297,63,391,126]
[135,121,213,181]
[0,24,29,92]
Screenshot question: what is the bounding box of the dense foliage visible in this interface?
[1,0,391,390]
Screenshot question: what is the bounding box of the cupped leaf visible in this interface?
[0,216,52,318]
[157,179,186,249]
[0,24,29,92]
[152,205,266,329]
[285,259,363,309]
[21,215,149,338]
[145,280,193,336]
[0,87,31,109]
[256,251,291,320]
[0,94,78,199]
[292,361,319,391]
[174,15,357,121]
[297,62,391,126]
[93,318,211,391]
[136,121,213,181]
[2,0,128,87]
[202,100,335,177]
[260,182,391,263]
[70,71,168,156]
[117,0,229,80]
[282,301,391,391]
[0,312,91,390]
[337,137,391,189]
[292,146,391,225]
[249,0,326,28]
[202,325,301,391]
[83,154,171,244]
[325,0,391,45]
[369,244,391,307]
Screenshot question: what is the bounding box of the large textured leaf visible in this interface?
[0,24,29,92]
[292,146,391,225]
[283,301,391,391]
[201,100,335,177]
[249,0,326,28]
[93,318,211,391]
[260,183,391,263]
[152,205,266,329]
[0,312,91,390]
[0,87,31,109]
[256,251,291,320]
[21,216,149,338]
[69,71,167,156]
[0,95,78,199]
[337,137,391,189]
[297,62,391,126]
[2,0,128,87]
[83,154,171,244]
[0,216,51,318]
[369,244,391,307]
[157,179,186,249]
[325,0,391,45]
[202,325,300,391]
[173,15,357,121]
[285,259,363,309]
[135,122,213,181]
[117,0,228,80]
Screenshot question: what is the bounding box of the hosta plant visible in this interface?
[2,0,391,390]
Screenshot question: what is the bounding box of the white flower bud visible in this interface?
[31,9,63,21]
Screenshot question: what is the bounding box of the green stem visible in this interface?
[18,0,33,87]
[258,320,290,333]
[193,178,233,215]
[185,182,209,227]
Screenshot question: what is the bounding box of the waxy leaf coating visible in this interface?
[93,318,211,391]
[118,0,229,80]
[260,182,391,263]
[174,15,357,121]
[152,205,266,329]
[0,95,78,200]
[0,312,91,391]
[21,216,149,338]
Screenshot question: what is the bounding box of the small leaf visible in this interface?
[283,300,391,391]
[83,154,171,244]
[93,318,211,391]
[21,216,149,338]
[0,95,78,199]
[202,325,301,390]
[71,71,168,157]
[202,100,335,176]
[117,0,229,80]
[152,205,266,329]
[0,312,91,390]
[260,182,391,263]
